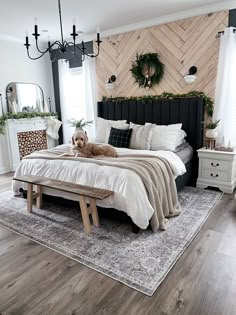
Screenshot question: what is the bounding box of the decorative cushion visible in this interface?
[129,122,155,150]
[105,123,130,143]
[108,127,133,148]
[95,117,127,143]
[146,123,182,151]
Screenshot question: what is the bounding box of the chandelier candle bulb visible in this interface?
[33,18,39,38]
[97,26,101,43]
[25,36,29,47]
[48,41,51,50]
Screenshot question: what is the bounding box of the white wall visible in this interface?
[0,39,55,174]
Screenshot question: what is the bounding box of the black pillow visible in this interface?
[108,127,133,148]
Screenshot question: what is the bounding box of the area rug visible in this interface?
[0,187,222,296]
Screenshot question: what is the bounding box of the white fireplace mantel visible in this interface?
[6,117,58,171]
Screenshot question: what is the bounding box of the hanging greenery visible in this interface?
[130,53,164,88]
[102,91,214,117]
[0,112,57,135]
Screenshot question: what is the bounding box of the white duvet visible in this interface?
[13,145,186,229]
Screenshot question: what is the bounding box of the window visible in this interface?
[60,64,86,144]
[66,67,85,119]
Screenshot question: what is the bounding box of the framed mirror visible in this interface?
[6,82,44,113]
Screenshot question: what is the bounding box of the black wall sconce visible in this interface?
[105,75,116,89]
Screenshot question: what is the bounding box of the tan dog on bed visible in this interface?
[71,130,117,158]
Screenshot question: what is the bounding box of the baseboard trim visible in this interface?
[0,166,11,175]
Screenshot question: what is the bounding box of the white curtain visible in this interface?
[58,59,74,144]
[213,27,236,146]
[83,56,97,140]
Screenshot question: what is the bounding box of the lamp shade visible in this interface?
[184,74,197,84]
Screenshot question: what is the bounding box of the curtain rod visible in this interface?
[216,28,236,38]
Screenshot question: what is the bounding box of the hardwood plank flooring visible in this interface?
[0,172,235,315]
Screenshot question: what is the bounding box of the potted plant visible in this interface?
[204,119,220,139]
[66,118,93,131]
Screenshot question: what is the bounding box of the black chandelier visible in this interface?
[24,0,102,62]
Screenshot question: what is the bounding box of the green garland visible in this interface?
[130,53,164,88]
[102,91,213,116]
[0,112,57,135]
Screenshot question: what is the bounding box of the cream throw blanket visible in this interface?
[24,149,181,231]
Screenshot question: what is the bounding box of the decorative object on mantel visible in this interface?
[66,118,93,131]
[0,112,56,135]
[6,82,44,113]
[24,0,102,62]
[184,66,197,84]
[130,53,164,89]
[102,91,214,116]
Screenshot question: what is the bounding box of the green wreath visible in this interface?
[130,53,164,88]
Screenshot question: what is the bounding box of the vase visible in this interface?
[206,129,217,139]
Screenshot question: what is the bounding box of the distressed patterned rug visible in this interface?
[0,188,222,296]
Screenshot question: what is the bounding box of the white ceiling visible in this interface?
[0,0,235,43]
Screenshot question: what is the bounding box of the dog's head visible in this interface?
[72,130,88,148]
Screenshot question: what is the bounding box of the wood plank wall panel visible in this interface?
[96,11,228,101]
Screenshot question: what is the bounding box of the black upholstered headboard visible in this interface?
[97,97,205,152]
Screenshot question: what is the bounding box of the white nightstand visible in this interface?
[197,148,236,194]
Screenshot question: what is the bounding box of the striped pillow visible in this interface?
[129,122,155,150]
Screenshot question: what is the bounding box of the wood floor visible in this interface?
[0,173,236,315]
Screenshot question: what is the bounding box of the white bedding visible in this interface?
[13,145,186,230]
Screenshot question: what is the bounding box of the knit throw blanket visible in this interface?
[24,149,181,231]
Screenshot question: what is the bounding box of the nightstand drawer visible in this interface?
[201,170,229,182]
[202,159,229,171]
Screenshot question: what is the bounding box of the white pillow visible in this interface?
[95,117,127,143]
[146,123,182,151]
[176,129,187,147]
[105,123,130,143]
[129,122,155,150]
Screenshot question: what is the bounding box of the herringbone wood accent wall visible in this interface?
[96,11,228,101]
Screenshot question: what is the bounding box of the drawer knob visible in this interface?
[211,173,219,178]
[211,162,219,167]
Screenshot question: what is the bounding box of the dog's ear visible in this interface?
[72,136,75,145]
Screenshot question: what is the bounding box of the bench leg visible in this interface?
[27,183,33,213]
[79,195,92,233]
[36,185,42,208]
[89,198,100,227]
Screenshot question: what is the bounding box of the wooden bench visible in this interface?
[13,175,114,233]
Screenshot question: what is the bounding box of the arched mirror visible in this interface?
[6,82,44,113]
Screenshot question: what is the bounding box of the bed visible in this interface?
[13,97,205,231]
[97,97,205,189]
